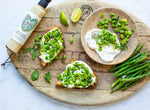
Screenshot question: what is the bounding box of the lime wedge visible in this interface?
[71,8,82,23]
[60,12,69,26]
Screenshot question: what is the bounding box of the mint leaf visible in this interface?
[32,48,39,60]
[32,44,35,49]
[23,48,33,54]
[44,72,51,83]
[31,69,39,81]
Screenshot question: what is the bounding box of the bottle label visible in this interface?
[12,11,41,45]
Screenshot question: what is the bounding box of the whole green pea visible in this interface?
[70,38,74,43]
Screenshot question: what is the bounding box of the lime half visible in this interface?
[71,8,82,23]
[60,12,69,26]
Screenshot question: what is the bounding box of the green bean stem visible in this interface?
[118,63,149,77]
[116,64,138,76]
[110,82,125,93]
[127,68,148,78]
[112,69,146,90]
[110,52,143,72]
[121,72,150,82]
[121,70,147,90]
[121,80,140,90]
[124,55,147,66]
[117,61,150,76]
[110,44,143,72]
[111,77,122,88]
[112,65,130,77]
[131,44,143,57]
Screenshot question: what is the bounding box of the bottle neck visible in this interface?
[38,0,52,9]
[31,5,46,18]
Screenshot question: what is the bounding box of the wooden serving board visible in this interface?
[9,0,150,105]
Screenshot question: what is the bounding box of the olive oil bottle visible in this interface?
[7,0,51,53]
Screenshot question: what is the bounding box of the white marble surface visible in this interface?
[0,0,150,110]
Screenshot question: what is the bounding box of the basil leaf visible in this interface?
[32,48,39,60]
[23,48,33,54]
[32,44,35,49]
[31,69,39,81]
[44,72,51,83]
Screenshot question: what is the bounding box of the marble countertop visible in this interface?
[0,0,150,110]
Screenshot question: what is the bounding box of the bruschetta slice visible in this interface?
[56,60,98,88]
[39,26,64,68]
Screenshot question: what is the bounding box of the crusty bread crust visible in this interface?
[56,60,98,88]
[55,81,62,87]
[41,60,47,68]
[39,25,64,68]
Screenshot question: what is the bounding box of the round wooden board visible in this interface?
[81,8,138,65]
[9,0,150,105]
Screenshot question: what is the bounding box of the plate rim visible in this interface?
[81,7,139,65]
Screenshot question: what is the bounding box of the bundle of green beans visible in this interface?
[110,44,150,93]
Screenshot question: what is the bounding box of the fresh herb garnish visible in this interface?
[32,44,35,49]
[44,72,51,83]
[31,69,39,81]
[23,34,42,60]
[23,48,33,54]
[32,47,39,60]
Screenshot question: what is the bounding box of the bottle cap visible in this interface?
[38,0,52,8]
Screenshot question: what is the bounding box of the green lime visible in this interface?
[60,11,69,26]
[71,8,82,23]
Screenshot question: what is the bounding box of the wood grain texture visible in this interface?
[9,0,150,105]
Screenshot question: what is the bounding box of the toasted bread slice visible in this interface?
[41,60,47,68]
[56,60,98,88]
[39,26,64,68]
